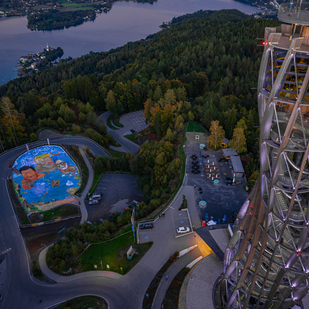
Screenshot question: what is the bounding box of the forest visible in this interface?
[27,9,96,31]
[0,9,281,270]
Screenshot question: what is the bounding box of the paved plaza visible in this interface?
[184,141,248,224]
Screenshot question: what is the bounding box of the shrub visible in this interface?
[30,133,37,142]
[72,124,82,133]
[58,117,67,129]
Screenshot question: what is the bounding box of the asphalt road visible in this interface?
[0,136,198,309]
[100,111,144,154]
[0,140,130,309]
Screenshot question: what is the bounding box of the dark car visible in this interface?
[139,223,153,229]
[130,129,136,133]
[226,177,233,185]
[129,200,139,208]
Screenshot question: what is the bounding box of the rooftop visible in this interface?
[222,148,238,157]
[230,155,245,174]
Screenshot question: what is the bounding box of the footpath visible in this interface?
[78,146,93,223]
[38,245,121,283]
[151,247,202,309]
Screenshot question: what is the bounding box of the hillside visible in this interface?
[0,9,279,147]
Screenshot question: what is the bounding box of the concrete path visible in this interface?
[78,146,93,223]
[109,145,127,153]
[195,225,228,261]
[39,244,122,283]
[185,254,223,309]
[152,247,202,309]
[38,147,94,280]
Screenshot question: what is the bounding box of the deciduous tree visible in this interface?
[209,120,225,150]
[229,127,247,154]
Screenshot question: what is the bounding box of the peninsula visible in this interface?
[0,0,157,31]
[17,45,63,77]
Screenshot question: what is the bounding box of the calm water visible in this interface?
[0,0,257,86]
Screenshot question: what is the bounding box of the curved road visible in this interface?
[0,134,198,309]
[0,139,129,309]
[100,111,145,154]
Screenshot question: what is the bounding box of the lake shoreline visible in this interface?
[0,1,259,86]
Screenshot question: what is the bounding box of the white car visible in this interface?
[89,199,99,205]
[177,227,190,234]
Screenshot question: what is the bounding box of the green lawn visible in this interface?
[113,117,124,128]
[107,116,118,130]
[124,133,139,144]
[80,232,152,274]
[87,172,103,198]
[105,147,125,158]
[187,121,208,135]
[110,140,121,147]
[58,0,93,10]
[55,296,107,309]
[41,205,79,221]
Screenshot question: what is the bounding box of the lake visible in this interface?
[0,0,258,86]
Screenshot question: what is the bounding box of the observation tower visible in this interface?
[215,2,309,308]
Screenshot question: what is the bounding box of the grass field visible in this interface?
[55,296,107,309]
[113,117,124,128]
[87,171,103,198]
[80,231,152,274]
[58,0,93,11]
[41,205,79,221]
[187,121,208,135]
[107,116,118,130]
[124,133,137,143]
[105,147,125,158]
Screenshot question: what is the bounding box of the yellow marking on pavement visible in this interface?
[195,232,213,257]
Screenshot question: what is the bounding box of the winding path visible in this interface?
[0,134,202,309]
[100,111,146,154]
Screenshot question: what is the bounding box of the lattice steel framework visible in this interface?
[216,4,309,309]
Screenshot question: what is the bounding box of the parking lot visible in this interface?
[184,141,248,224]
[120,110,148,134]
[138,205,192,244]
[85,174,143,222]
[170,206,192,238]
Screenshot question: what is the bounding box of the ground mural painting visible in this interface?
[12,145,80,213]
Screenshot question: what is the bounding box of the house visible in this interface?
[222,148,238,160]
[230,155,245,178]
[222,148,245,178]
[221,138,229,148]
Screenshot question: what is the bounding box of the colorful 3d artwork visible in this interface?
[12,145,80,213]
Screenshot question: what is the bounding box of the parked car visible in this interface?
[91,192,102,200]
[139,223,153,229]
[226,177,233,185]
[130,200,140,208]
[89,199,99,205]
[219,158,227,162]
[130,129,136,133]
[177,227,190,234]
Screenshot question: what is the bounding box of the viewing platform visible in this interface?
[278,2,309,26]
